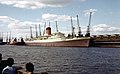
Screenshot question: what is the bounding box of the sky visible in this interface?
[0,0,120,39]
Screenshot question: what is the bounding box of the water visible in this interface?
[0,45,120,74]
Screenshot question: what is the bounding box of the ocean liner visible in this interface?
[25,31,90,47]
[25,13,92,47]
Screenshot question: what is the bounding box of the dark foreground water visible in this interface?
[0,45,120,74]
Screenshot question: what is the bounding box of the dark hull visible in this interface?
[0,42,7,45]
[25,38,90,47]
[94,41,120,48]
[9,42,25,46]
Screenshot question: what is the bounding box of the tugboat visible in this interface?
[9,38,25,45]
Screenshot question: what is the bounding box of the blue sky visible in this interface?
[0,0,120,38]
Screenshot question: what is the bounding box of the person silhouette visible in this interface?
[0,53,7,74]
[25,62,49,74]
[25,62,34,74]
[2,58,22,74]
[18,62,48,74]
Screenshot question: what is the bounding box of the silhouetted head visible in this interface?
[7,58,14,66]
[0,53,2,60]
[26,62,34,73]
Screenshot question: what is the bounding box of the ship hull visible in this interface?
[25,37,90,47]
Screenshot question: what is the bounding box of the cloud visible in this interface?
[1,15,120,38]
[0,16,19,24]
[84,9,98,16]
[91,24,120,35]
[42,13,76,21]
[40,0,72,6]
[0,13,78,38]
[0,0,72,9]
[64,24,120,36]
[0,16,44,38]
[63,24,120,36]
[0,16,32,29]
[79,0,86,2]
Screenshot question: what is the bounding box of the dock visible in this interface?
[90,34,120,47]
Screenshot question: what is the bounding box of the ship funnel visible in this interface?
[46,27,51,36]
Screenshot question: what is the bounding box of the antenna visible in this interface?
[55,21,59,32]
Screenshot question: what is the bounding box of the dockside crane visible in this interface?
[35,24,38,38]
[85,12,92,37]
[76,15,83,37]
[39,24,41,36]
[55,21,59,32]
[30,26,33,38]
[43,22,46,36]
[70,16,75,38]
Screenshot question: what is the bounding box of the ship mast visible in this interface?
[55,21,59,32]
[39,24,41,36]
[6,32,8,42]
[0,32,2,39]
[30,26,33,38]
[0,32,3,42]
[49,22,50,27]
[35,24,38,38]
[9,31,11,43]
[0,32,1,39]
[1,32,3,42]
[2,32,3,42]
[70,16,75,38]
[76,15,83,37]
[43,22,46,36]
[85,12,92,37]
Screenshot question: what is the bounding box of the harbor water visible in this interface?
[0,45,120,74]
